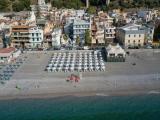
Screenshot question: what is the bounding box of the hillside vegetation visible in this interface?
[0,0,160,12]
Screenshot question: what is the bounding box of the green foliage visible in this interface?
[154,24,160,41]
[76,36,80,45]
[63,34,68,41]
[109,0,160,9]
[51,0,84,9]
[0,0,10,12]
[85,29,91,45]
[87,6,96,14]
[0,0,30,12]
[1,0,160,12]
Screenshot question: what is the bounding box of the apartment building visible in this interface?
[94,11,116,44]
[72,19,91,44]
[52,28,62,47]
[29,26,43,48]
[11,26,43,48]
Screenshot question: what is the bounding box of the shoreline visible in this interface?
[0,89,159,101]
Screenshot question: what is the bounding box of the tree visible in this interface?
[85,30,91,45]
[87,6,96,14]
[76,36,80,46]
[154,24,160,42]
[0,0,10,12]
[12,0,31,12]
[63,34,68,42]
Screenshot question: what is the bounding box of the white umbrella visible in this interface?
[96,66,99,71]
[46,67,51,71]
[52,67,56,72]
[64,66,69,72]
[89,66,93,71]
[100,62,105,66]
[71,66,74,71]
[78,66,82,71]
[84,66,87,71]
[95,62,99,65]
[48,63,52,67]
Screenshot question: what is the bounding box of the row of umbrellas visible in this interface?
[0,58,25,81]
[45,51,105,72]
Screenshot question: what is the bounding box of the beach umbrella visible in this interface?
[100,62,105,66]
[78,66,82,71]
[48,63,52,67]
[84,62,87,66]
[46,67,51,71]
[96,66,99,70]
[84,66,87,71]
[51,67,56,72]
[58,67,62,72]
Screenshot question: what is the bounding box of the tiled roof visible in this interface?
[0,47,15,54]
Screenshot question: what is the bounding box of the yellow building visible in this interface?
[117,24,145,48]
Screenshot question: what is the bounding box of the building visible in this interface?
[11,25,43,48]
[30,0,51,15]
[27,11,36,26]
[72,19,91,44]
[138,10,158,22]
[105,25,116,44]
[117,24,145,48]
[105,44,126,62]
[52,28,62,47]
[0,47,21,63]
[94,12,116,44]
[29,26,43,48]
[144,25,154,45]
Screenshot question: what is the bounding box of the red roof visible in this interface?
[0,47,16,54]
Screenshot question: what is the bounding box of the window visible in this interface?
[139,34,141,37]
[134,35,136,37]
[32,38,34,41]
[133,40,135,43]
[32,33,34,36]
[36,33,38,36]
[128,35,130,37]
[128,40,130,43]
[138,40,140,42]
[37,38,39,41]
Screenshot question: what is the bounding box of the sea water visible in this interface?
[0,95,160,120]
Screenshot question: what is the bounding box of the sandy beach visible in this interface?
[0,49,160,100]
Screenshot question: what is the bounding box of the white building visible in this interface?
[0,47,21,63]
[72,18,91,43]
[138,10,158,22]
[11,25,43,48]
[105,44,126,62]
[52,28,62,47]
[27,11,36,26]
[105,24,116,44]
[29,26,43,48]
[30,0,51,15]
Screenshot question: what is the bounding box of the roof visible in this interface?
[119,24,145,34]
[106,44,126,55]
[73,19,90,25]
[12,26,34,29]
[0,47,15,54]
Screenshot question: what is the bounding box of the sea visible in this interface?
[0,95,160,120]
